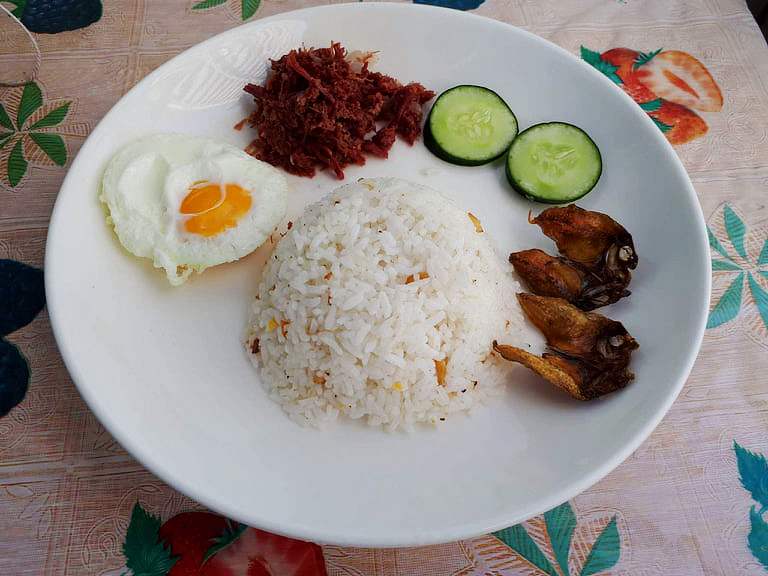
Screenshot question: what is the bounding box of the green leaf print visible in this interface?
[733,443,768,569]
[707,272,744,329]
[711,259,742,271]
[29,133,67,166]
[123,502,178,576]
[748,274,768,338]
[241,0,260,19]
[16,82,42,130]
[723,204,748,260]
[580,46,622,85]
[750,506,768,570]
[633,48,662,70]
[651,116,673,133]
[0,81,72,187]
[0,103,14,131]
[580,517,620,576]
[758,238,768,267]
[544,502,576,576]
[707,204,768,338]
[202,520,247,564]
[27,102,70,130]
[494,524,558,576]
[708,226,733,261]
[735,441,768,510]
[639,98,663,112]
[192,0,228,9]
[8,139,27,187]
[0,133,13,150]
[3,0,26,19]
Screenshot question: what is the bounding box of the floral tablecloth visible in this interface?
[2,1,768,574]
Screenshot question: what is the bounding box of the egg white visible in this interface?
[101,134,288,285]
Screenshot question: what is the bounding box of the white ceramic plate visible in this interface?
[45,3,710,547]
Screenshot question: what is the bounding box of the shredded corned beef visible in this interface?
[243,43,434,179]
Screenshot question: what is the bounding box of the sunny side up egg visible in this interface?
[101,134,288,285]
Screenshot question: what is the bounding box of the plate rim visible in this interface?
[44,1,711,547]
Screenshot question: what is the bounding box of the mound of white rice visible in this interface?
[248,177,531,430]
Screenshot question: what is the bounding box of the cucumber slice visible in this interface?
[425,85,518,166]
[506,122,602,203]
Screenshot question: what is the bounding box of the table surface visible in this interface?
[2,1,768,575]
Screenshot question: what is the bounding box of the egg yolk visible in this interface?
[180,181,252,237]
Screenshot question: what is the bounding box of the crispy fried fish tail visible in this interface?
[493,342,588,400]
